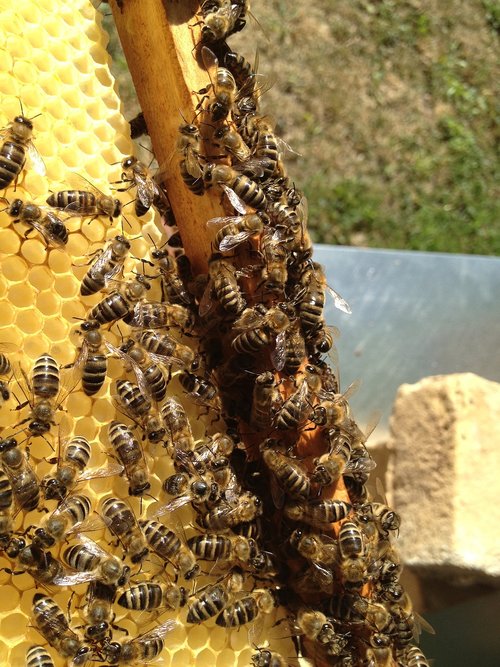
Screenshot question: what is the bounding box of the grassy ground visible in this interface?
[103,0,500,255]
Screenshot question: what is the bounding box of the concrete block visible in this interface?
[388,373,500,583]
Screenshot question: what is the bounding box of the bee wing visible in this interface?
[133,618,178,644]
[231,157,266,179]
[270,474,285,510]
[325,283,351,315]
[184,147,203,179]
[201,45,219,89]
[414,611,436,637]
[233,307,264,331]
[147,350,185,371]
[206,215,245,228]
[66,171,107,198]
[153,494,191,517]
[78,461,124,481]
[27,141,46,176]
[65,512,104,538]
[135,172,156,208]
[24,217,64,247]
[0,342,19,354]
[220,183,248,215]
[248,612,265,647]
[270,331,287,372]
[53,569,99,586]
[341,379,361,402]
[198,279,215,318]
[219,229,255,253]
[77,533,113,560]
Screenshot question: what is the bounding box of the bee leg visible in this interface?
[1,567,24,576]
[111,620,129,636]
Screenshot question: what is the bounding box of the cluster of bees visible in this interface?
[0,0,432,666]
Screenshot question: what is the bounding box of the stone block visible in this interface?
[388,373,500,583]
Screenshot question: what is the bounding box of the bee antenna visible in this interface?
[121,212,133,233]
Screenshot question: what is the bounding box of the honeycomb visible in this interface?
[0,1,296,665]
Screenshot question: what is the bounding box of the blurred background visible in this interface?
[101,2,500,663]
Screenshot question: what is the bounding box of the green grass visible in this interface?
[101,0,500,256]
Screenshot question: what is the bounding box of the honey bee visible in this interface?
[259,227,288,294]
[284,498,351,527]
[186,583,229,624]
[261,445,310,500]
[32,593,91,665]
[231,304,290,359]
[116,156,168,217]
[58,534,130,587]
[102,618,177,665]
[82,580,117,642]
[295,608,348,658]
[198,0,247,43]
[80,235,131,296]
[0,111,45,189]
[16,353,61,435]
[213,125,252,164]
[0,468,13,548]
[134,329,196,372]
[289,528,338,566]
[403,645,431,667]
[199,253,247,317]
[42,434,121,501]
[310,429,354,487]
[0,437,40,511]
[4,538,64,586]
[114,377,150,417]
[250,118,282,180]
[196,491,262,531]
[203,163,267,211]
[113,339,169,403]
[338,520,370,587]
[216,587,277,632]
[180,432,236,472]
[187,532,260,565]
[88,274,151,326]
[207,211,264,253]
[178,370,222,413]
[115,380,166,444]
[5,199,68,246]
[70,319,108,396]
[177,122,204,195]
[139,519,199,580]
[108,421,150,497]
[117,580,188,611]
[157,469,219,515]
[46,174,122,222]
[101,496,149,564]
[32,493,93,549]
[251,647,287,667]
[148,245,194,306]
[357,502,401,539]
[161,397,195,452]
[223,49,259,94]
[309,381,359,429]
[25,645,55,667]
[125,300,194,332]
[281,320,307,376]
[198,46,238,123]
[0,348,12,407]
[273,377,310,431]
[364,636,393,667]
[249,371,282,431]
